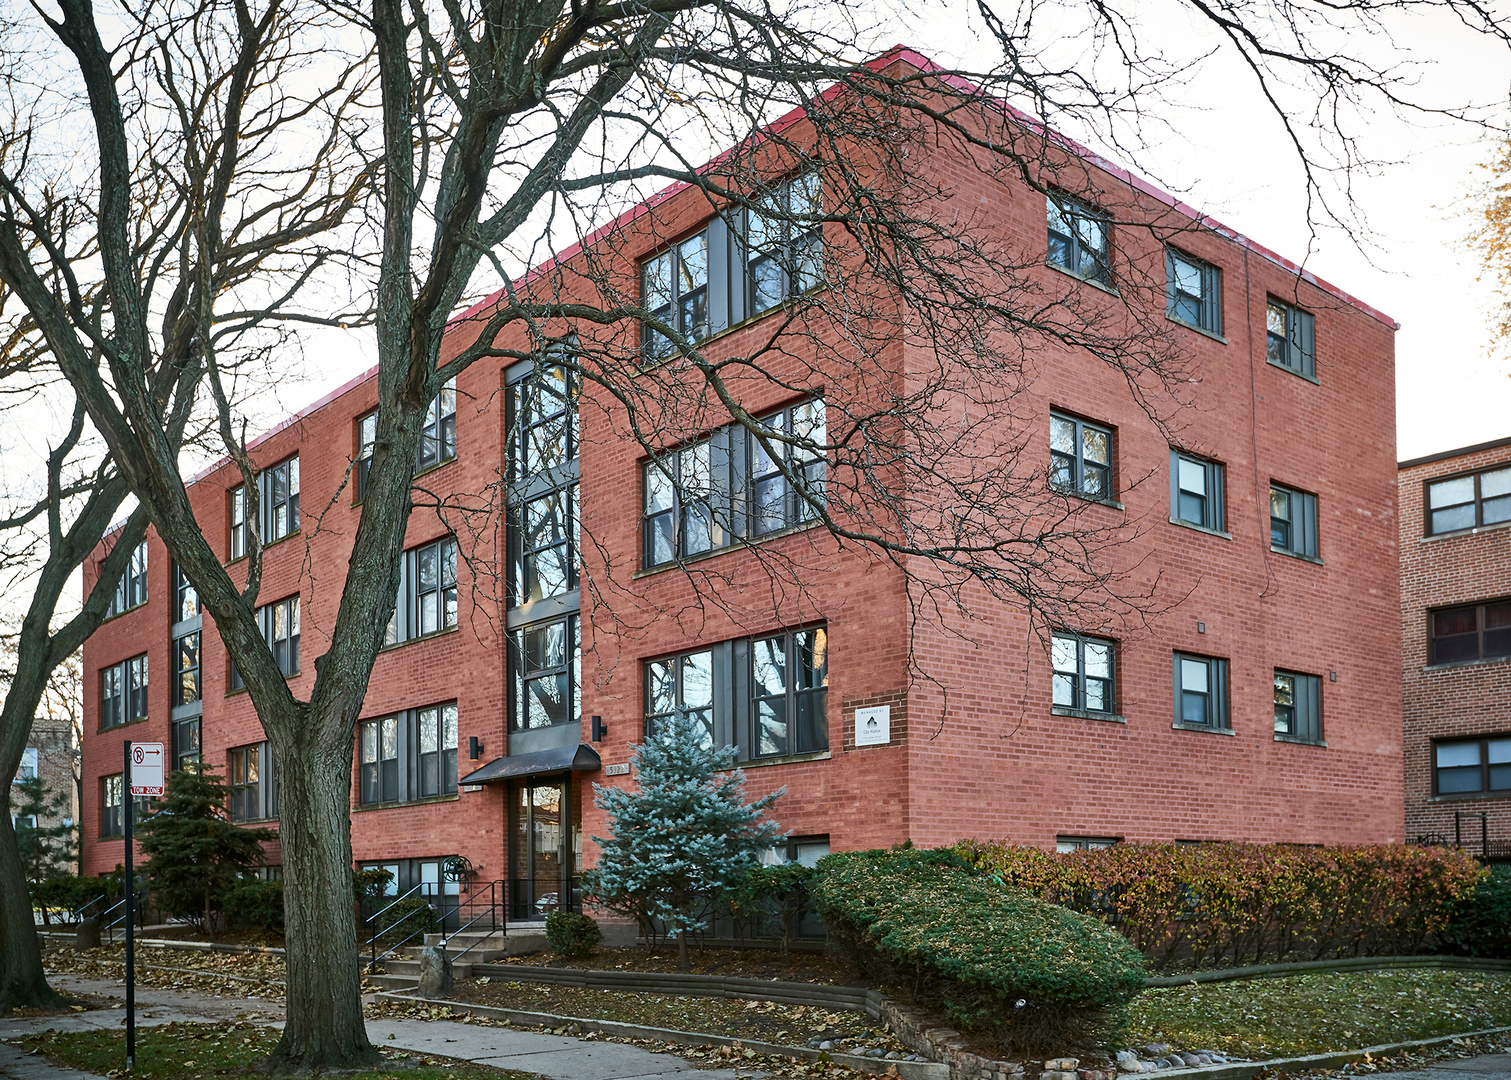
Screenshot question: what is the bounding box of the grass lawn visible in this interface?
[10,1022,542,1080]
[1127,968,1511,1058]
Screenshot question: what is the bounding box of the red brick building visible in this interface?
[1399,436,1511,855]
[79,50,1406,923]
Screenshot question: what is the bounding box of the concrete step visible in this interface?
[379,958,476,980]
[365,972,420,991]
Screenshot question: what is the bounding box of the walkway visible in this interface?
[0,975,769,1080]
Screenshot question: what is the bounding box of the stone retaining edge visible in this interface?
[1145,956,1511,987]
[468,962,868,1009]
[373,990,948,1080]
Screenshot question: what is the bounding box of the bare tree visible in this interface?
[2,0,1507,1068]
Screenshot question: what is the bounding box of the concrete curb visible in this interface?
[374,990,948,1080]
[1115,1027,1511,1080]
[1145,957,1511,988]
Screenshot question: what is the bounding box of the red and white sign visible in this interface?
[129,742,165,797]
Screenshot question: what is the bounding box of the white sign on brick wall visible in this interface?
[854,706,891,747]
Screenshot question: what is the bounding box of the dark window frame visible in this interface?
[1170,450,1225,532]
[1266,298,1316,379]
[1050,632,1117,715]
[100,653,149,730]
[1166,247,1223,335]
[750,627,829,759]
[644,648,715,745]
[1050,411,1114,502]
[228,742,278,821]
[173,562,201,623]
[1173,652,1230,731]
[229,484,247,560]
[1425,463,1511,536]
[745,172,824,318]
[358,702,459,806]
[514,485,578,606]
[1428,598,1511,666]
[105,541,148,618]
[1270,482,1320,559]
[228,595,300,692]
[101,774,123,837]
[385,537,459,646]
[509,615,581,733]
[175,630,201,707]
[641,228,711,363]
[1046,194,1112,286]
[508,364,578,484]
[264,457,300,543]
[1273,670,1324,744]
[1432,735,1511,798]
[173,715,201,771]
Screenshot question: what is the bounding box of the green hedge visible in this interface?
[1439,866,1511,958]
[224,877,285,931]
[957,841,1485,971]
[812,847,1146,1051]
[545,911,602,958]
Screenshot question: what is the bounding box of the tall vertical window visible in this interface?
[360,716,400,805]
[229,485,247,560]
[746,172,823,316]
[101,655,148,729]
[173,717,201,771]
[1051,633,1116,715]
[1166,248,1222,335]
[101,774,123,837]
[642,230,710,363]
[1270,483,1320,559]
[1266,299,1316,379]
[1273,671,1323,744]
[1050,412,1113,500]
[417,703,459,799]
[645,649,714,746]
[751,628,828,758]
[106,541,148,617]
[514,487,577,604]
[265,457,299,542]
[751,400,827,536]
[356,411,378,500]
[1434,737,1511,796]
[510,616,580,731]
[1429,600,1511,665]
[1170,451,1225,532]
[176,632,201,706]
[385,538,459,645]
[1046,195,1111,286]
[509,365,577,482]
[229,742,277,821]
[228,597,300,691]
[1173,653,1229,730]
[417,378,458,471]
[175,564,200,622]
[1426,465,1511,535]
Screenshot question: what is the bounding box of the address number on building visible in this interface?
[604,763,631,777]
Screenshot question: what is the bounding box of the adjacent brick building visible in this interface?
[1399,436,1511,856]
[79,49,1406,922]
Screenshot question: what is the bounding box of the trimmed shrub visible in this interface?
[726,862,815,959]
[545,911,602,958]
[1439,866,1511,958]
[223,877,285,931]
[813,847,1146,1052]
[32,875,119,919]
[957,840,1485,971]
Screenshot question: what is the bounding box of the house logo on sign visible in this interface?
[854,706,890,747]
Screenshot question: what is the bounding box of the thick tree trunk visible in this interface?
[0,812,63,1011]
[264,738,378,1073]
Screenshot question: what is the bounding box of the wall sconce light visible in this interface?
[591,715,608,743]
[468,736,483,760]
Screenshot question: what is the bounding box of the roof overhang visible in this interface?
[459,743,602,785]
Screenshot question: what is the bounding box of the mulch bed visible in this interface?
[485,944,861,984]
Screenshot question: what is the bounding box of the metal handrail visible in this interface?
[71,893,109,925]
[445,880,507,962]
[362,883,431,970]
[100,898,129,944]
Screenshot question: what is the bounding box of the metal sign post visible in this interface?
[123,740,164,1070]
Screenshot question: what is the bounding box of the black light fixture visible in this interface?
[591,715,607,743]
[468,736,483,760]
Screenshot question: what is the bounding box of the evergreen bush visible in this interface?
[224,877,286,931]
[1439,866,1511,958]
[726,861,814,960]
[545,910,602,958]
[813,846,1147,1053]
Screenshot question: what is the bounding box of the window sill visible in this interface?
[1047,261,1119,297]
[1422,655,1511,673]
[634,519,825,579]
[1052,706,1127,724]
[1266,358,1321,385]
[1171,721,1235,736]
[1273,733,1327,748]
[742,749,832,769]
[639,284,831,370]
[1168,517,1232,540]
[1050,485,1125,512]
[414,454,458,484]
[380,624,461,652]
[97,716,150,735]
[1430,790,1511,802]
[230,816,281,826]
[1271,546,1323,566]
[353,793,461,812]
[1166,315,1228,345]
[1421,518,1511,542]
[102,603,147,624]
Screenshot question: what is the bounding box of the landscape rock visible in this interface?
[1047,1059,1080,1071]
[1143,1045,1171,1057]
[1178,1052,1202,1067]
[819,1040,834,1050]
[417,945,452,998]
[1117,1050,1142,1073]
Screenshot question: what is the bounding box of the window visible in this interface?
[228,596,300,691]
[101,774,122,837]
[105,541,148,617]
[514,487,577,604]
[1429,599,1511,665]
[101,654,148,729]
[645,649,714,746]
[642,231,710,362]
[746,172,823,317]
[173,716,200,771]
[1051,633,1116,715]
[1047,195,1111,286]
[358,704,459,806]
[1170,451,1225,532]
[229,485,247,560]
[384,538,459,645]
[510,616,580,731]
[228,742,277,821]
[509,365,577,482]
[1050,412,1113,501]
[1270,483,1319,558]
[1166,248,1222,335]
[1266,299,1315,379]
[1056,836,1119,853]
[174,564,201,623]
[1173,653,1229,730]
[418,378,458,471]
[175,631,201,706]
[1273,671,1323,743]
[751,628,828,758]
[356,411,377,499]
[264,457,299,542]
[642,399,826,567]
[1426,465,1511,535]
[17,748,38,782]
[1434,737,1511,797]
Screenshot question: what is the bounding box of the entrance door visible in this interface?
[510,780,580,920]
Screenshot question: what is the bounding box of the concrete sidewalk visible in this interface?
[0,976,769,1080]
